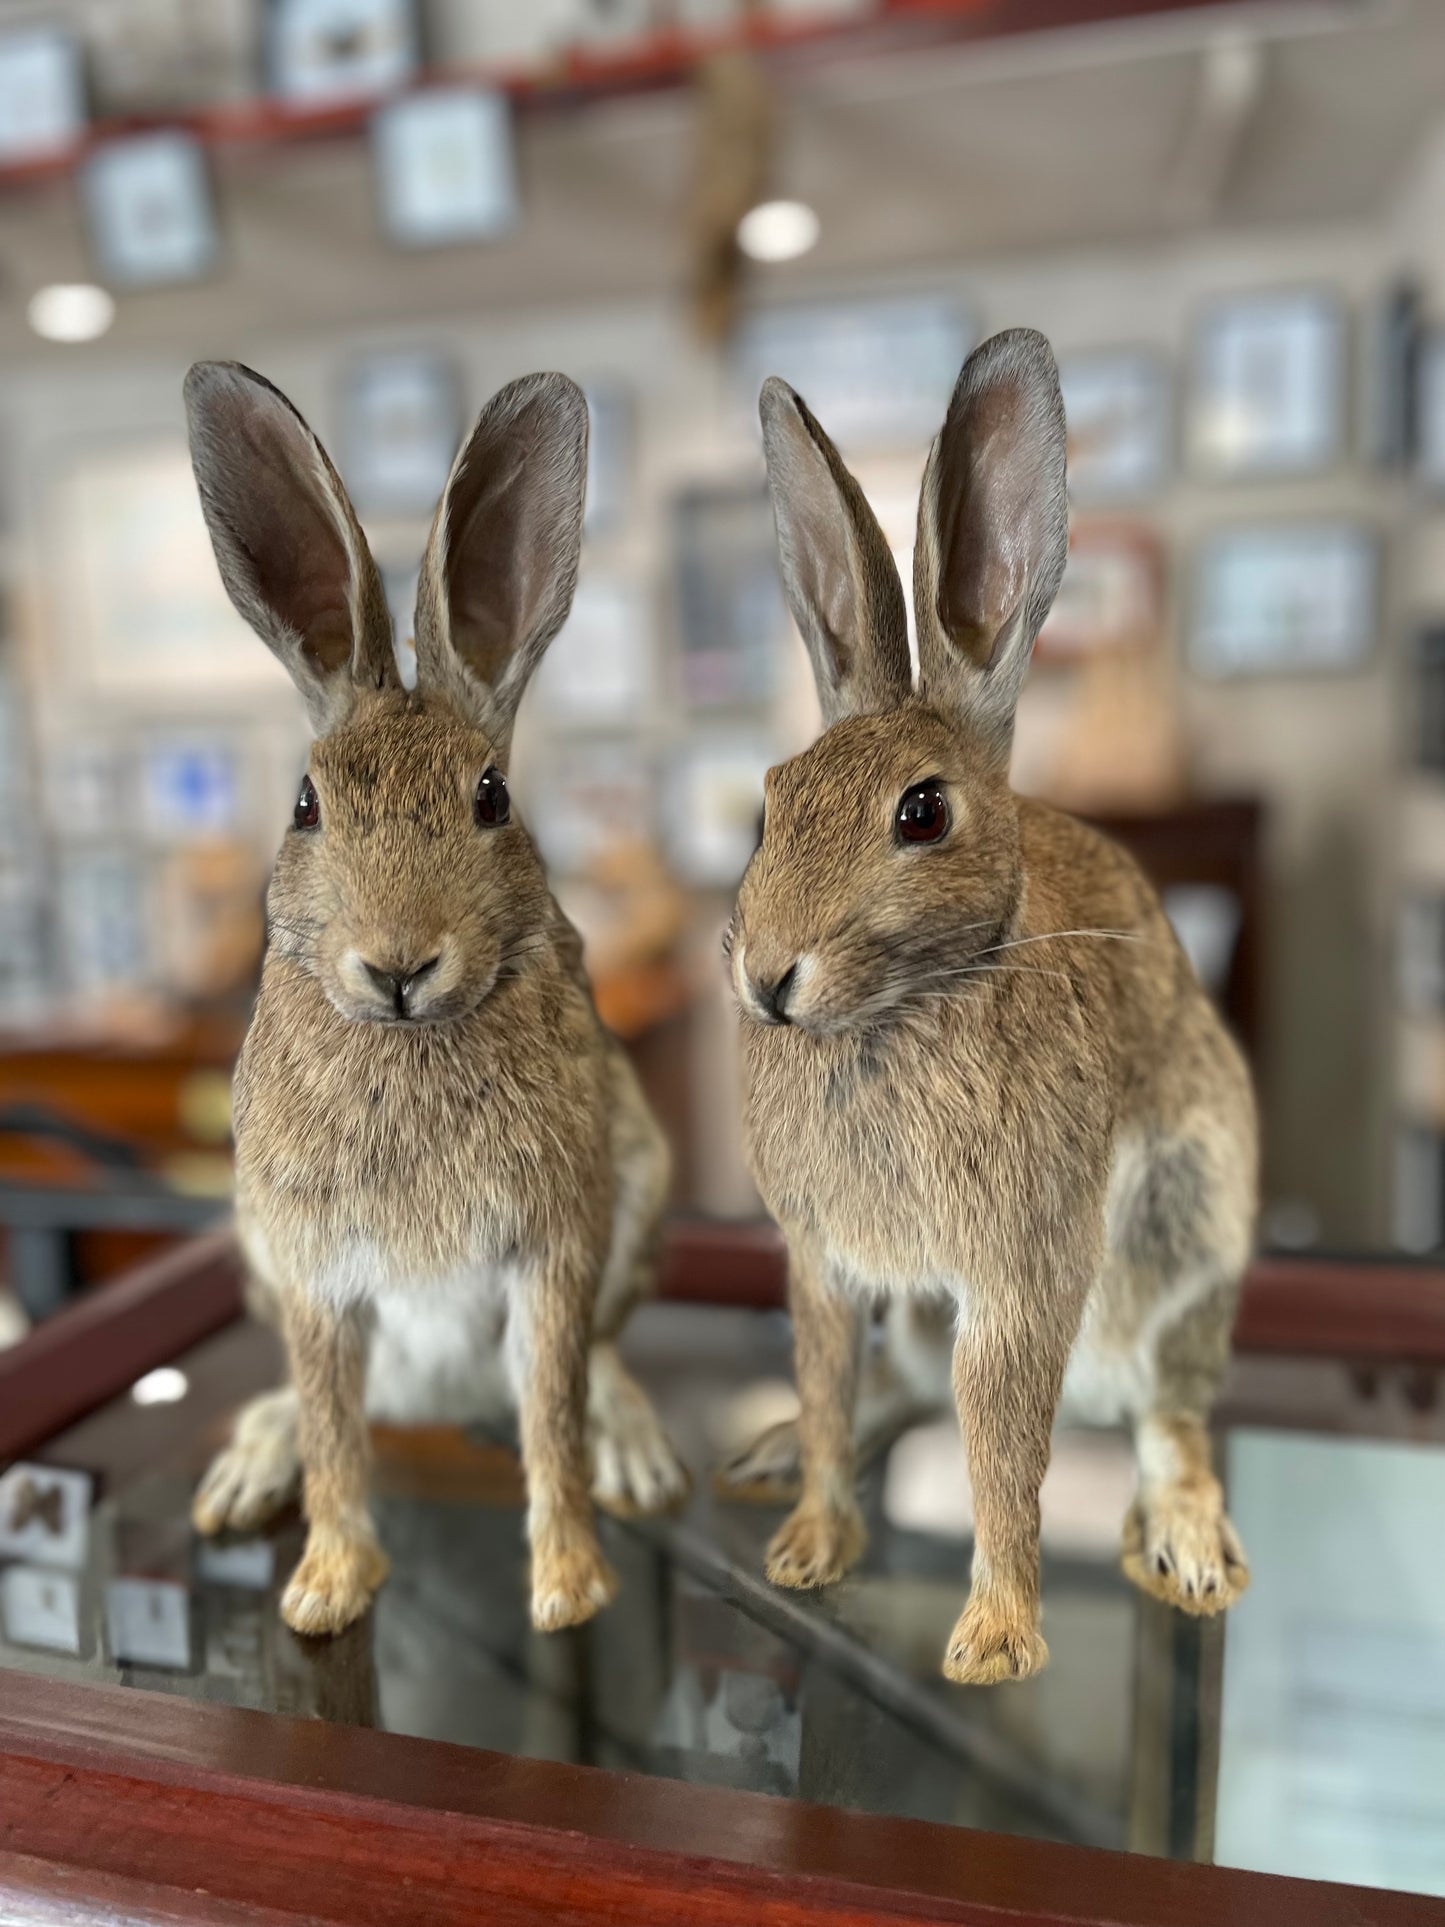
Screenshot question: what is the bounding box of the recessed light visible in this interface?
[737,199,820,265]
[131,1366,188,1406]
[27,282,115,343]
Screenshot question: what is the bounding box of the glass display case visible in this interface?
[2,1227,1444,1925]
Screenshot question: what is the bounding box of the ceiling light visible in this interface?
[27,282,115,343]
[737,200,820,265]
[131,1366,188,1406]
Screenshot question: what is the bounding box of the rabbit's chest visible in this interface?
[233,975,608,1289]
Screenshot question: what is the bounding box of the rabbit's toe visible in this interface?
[193,1438,299,1536]
[714,1418,804,1505]
[531,1536,618,1632]
[590,1399,689,1519]
[764,1500,865,1590]
[1121,1496,1249,1616]
[280,1532,388,1637]
[942,1591,1048,1686]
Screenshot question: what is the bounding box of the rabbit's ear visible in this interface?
[913,329,1068,762]
[413,372,587,753]
[183,361,397,735]
[759,378,911,726]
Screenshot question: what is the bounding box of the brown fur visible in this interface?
[184,363,683,1637]
[729,331,1257,1684]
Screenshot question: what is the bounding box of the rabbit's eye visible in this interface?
[474,766,510,829]
[897,780,948,845]
[294,775,320,831]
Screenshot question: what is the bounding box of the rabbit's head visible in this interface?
[731,328,1068,1036]
[184,363,587,1027]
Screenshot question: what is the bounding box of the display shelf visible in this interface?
[0,0,1286,193]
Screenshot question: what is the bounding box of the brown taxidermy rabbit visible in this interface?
[184,362,686,1637]
[723,329,1256,1686]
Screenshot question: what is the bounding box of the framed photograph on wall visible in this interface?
[82,132,218,288]
[0,26,84,165]
[671,483,787,711]
[372,87,518,248]
[1058,351,1170,500]
[733,295,973,450]
[583,383,633,535]
[1189,290,1347,479]
[339,351,460,514]
[267,0,417,106]
[47,440,291,700]
[1417,329,1445,494]
[666,734,772,887]
[531,576,651,729]
[522,740,655,879]
[1191,523,1378,679]
[1036,521,1166,662]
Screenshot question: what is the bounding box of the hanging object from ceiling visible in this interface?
[687,43,774,346]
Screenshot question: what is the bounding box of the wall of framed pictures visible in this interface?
[3,201,1445,1235]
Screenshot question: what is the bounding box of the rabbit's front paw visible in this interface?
[531,1533,618,1632]
[281,1531,388,1636]
[764,1500,865,1590]
[1121,1495,1249,1616]
[943,1590,1048,1686]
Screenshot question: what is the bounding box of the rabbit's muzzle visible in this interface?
[332,933,477,1025]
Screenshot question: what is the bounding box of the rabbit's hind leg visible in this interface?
[192,1386,301,1535]
[1115,1140,1251,1615]
[717,1295,953,1502]
[586,1062,689,1518]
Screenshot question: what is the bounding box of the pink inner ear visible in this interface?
[937,386,1035,670]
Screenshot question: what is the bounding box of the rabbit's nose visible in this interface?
[363,955,440,1017]
[750,962,797,1025]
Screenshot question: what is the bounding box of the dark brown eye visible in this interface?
[897,780,948,845]
[474,766,509,828]
[294,775,319,831]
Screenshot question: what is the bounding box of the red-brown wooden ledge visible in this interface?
[1,1668,1440,1927]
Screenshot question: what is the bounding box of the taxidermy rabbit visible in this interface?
[184,362,686,1637]
[723,329,1256,1686]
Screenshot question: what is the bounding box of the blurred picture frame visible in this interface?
[47,439,291,701]
[1036,520,1166,663]
[733,295,973,450]
[56,848,151,994]
[531,576,651,729]
[1059,350,1171,501]
[672,483,787,712]
[523,740,655,879]
[340,350,460,514]
[1189,290,1347,479]
[1417,623,1445,774]
[0,25,85,166]
[1191,522,1378,679]
[267,0,418,107]
[1398,894,1445,1019]
[1395,1122,1445,1255]
[82,131,219,288]
[1417,329,1445,495]
[372,86,518,248]
[139,733,244,844]
[583,383,633,535]
[666,734,773,888]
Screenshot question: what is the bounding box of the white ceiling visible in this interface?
[0,0,1442,362]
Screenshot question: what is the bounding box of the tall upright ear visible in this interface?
[759,378,911,727]
[413,372,587,754]
[913,328,1068,762]
[183,361,398,735]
